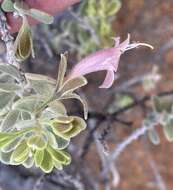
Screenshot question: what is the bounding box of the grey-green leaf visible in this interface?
[13,96,44,113]
[48,100,67,116]
[0,92,15,110]
[27,9,54,24]
[148,128,160,145]
[56,53,67,90]
[14,1,54,24]
[0,151,12,164]
[14,16,34,61]
[1,0,15,12]
[40,149,54,173]
[0,63,21,81]
[58,76,87,96]
[47,131,70,150]
[25,73,56,84]
[29,80,55,97]
[34,149,44,167]
[47,146,71,165]
[10,140,29,163]
[27,135,47,150]
[1,109,20,132]
[23,156,34,168]
[0,83,21,93]
[163,119,173,142]
[2,136,23,153]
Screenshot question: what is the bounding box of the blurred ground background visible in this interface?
[0,0,173,190]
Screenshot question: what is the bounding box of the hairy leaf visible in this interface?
[34,149,44,167]
[2,136,23,153]
[29,80,55,97]
[58,76,87,96]
[27,9,54,24]
[63,117,86,138]
[25,73,56,84]
[23,156,34,168]
[0,92,15,110]
[14,16,34,61]
[1,0,15,12]
[47,146,71,165]
[148,128,160,145]
[0,64,20,81]
[0,83,21,93]
[0,109,20,132]
[47,131,70,150]
[163,119,173,142]
[0,151,12,164]
[27,135,47,150]
[10,140,29,163]
[40,149,54,173]
[13,96,44,113]
[53,159,63,170]
[56,54,67,90]
[48,100,67,116]
[14,1,54,24]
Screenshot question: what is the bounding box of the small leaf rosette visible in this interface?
[0,61,87,173]
[50,116,86,140]
[0,114,86,173]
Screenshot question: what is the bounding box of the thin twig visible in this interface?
[33,174,47,190]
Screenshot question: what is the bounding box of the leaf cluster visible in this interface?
[0,54,88,173]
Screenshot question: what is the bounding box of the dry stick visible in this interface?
[51,170,84,190]
[0,8,19,68]
[141,140,166,190]
[80,90,173,159]
[94,132,117,190]
[147,156,166,190]
[33,174,47,190]
[101,114,160,178]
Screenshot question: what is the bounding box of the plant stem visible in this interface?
[0,8,19,68]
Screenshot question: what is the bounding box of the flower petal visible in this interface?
[99,70,115,88]
[118,34,130,52]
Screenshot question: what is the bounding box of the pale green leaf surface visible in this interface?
[0,64,20,80]
[0,83,21,93]
[148,128,160,145]
[1,0,15,12]
[27,135,47,150]
[0,109,20,132]
[40,149,54,173]
[34,149,44,167]
[58,76,87,96]
[56,54,67,90]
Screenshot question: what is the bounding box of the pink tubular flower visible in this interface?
[68,34,153,88]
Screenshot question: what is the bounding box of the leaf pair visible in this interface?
[55,54,88,119]
[34,147,71,173]
[51,116,86,140]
